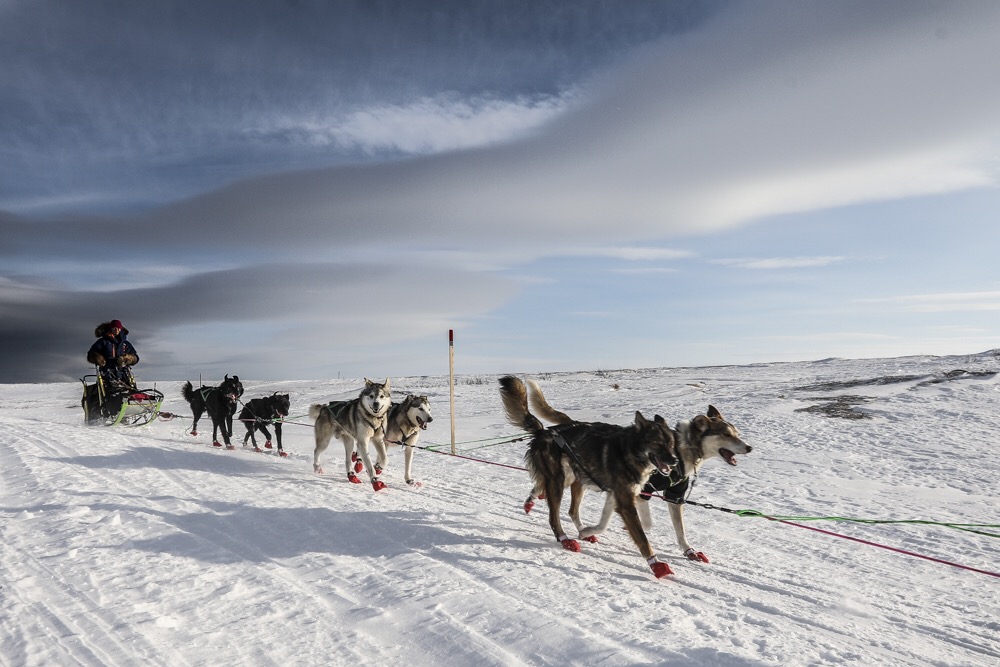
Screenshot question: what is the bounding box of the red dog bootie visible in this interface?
[648,556,674,579]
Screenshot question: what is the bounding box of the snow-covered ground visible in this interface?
[2,352,999,666]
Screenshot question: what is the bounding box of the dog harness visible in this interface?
[323,400,385,435]
[641,420,699,502]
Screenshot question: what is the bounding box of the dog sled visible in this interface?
[80,368,164,427]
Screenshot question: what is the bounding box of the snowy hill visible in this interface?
[2,352,999,666]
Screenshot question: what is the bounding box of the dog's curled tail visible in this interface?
[181,381,195,403]
[526,379,573,425]
[308,403,325,421]
[498,376,545,433]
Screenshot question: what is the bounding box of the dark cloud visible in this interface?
[0,0,719,213]
[0,262,515,382]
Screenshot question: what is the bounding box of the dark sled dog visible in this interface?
[499,375,679,579]
[239,393,291,457]
[182,375,245,449]
[524,378,752,564]
[309,378,392,491]
[382,394,433,486]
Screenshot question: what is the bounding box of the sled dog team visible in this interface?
[181,373,751,579]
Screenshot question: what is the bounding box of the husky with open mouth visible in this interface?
[525,378,752,565]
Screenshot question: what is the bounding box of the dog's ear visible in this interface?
[692,415,711,432]
[634,411,649,427]
[384,377,391,390]
[707,405,722,420]
[654,414,667,425]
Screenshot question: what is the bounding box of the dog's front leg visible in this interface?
[668,502,709,563]
[402,436,416,485]
[355,435,386,491]
[273,422,285,457]
[372,432,388,476]
[579,493,616,542]
[618,494,673,579]
[342,437,362,483]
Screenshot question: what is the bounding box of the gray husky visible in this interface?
[309,378,392,491]
[524,378,752,565]
[382,394,433,487]
[499,376,679,579]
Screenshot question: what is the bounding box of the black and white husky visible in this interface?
[382,395,433,487]
[524,378,752,564]
[309,378,392,491]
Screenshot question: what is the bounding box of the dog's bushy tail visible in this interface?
[498,376,545,433]
[181,381,195,404]
[308,403,325,421]
[526,379,573,425]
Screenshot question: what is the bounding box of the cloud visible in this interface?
[252,92,579,155]
[714,256,846,270]
[0,262,518,382]
[861,290,1000,313]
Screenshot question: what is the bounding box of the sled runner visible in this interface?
[80,368,164,427]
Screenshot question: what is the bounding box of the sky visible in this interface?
[3,0,1000,383]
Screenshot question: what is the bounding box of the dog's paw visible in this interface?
[582,535,599,543]
[374,464,382,475]
[353,459,363,473]
[684,548,710,563]
[278,451,288,458]
[313,465,324,474]
[264,441,273,449]
[406,479,422,488]
[372,478,387,492]
[649,559,674,579]
[212,441,222,448]
[347,472,362,484]
[191,430,198,436]
[559,537,581,552]
[524,499,535,514]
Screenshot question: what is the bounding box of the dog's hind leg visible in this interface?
[579,493,617,542]
[312,426,331,473]
[243,423,257,450]
[668,501,709,563]
[190,406,203,436]
[542,475,579,552]
[523,480,544,514]
[567,481,598,542]
[616,491,673,579]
